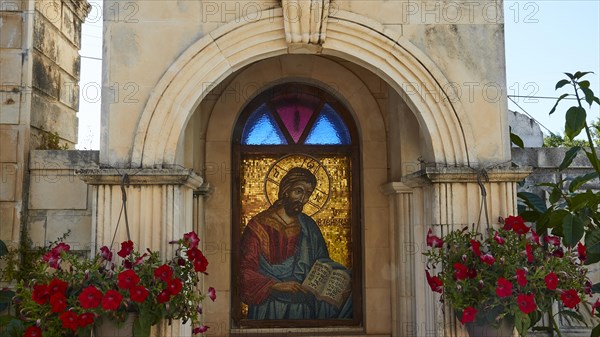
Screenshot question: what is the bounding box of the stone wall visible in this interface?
[0,0,89,246]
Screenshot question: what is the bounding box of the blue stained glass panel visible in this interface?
[305,104,351,145]
[242,104,287,145]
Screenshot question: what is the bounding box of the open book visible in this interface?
[302,260,351,309]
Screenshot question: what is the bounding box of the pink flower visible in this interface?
[480,254,495,266]
[496,278,513,298]
[183,231,200,248]
[193,325,209,334]
[516,269,528,287]
[592,299,600,315]
[528,229,541,245]
[426,228,444,248]
[208,287,216,302]
[460,307,477,324]
[546,235,561,246]
[493,231,505,245]
[99,246,113,261]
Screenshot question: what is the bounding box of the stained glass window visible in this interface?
[233,83,361,328]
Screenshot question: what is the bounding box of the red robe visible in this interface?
[240,211,301,304]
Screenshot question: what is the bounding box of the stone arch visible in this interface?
[132,8,475,168]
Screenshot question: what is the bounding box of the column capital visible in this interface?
[381,182,413,195]
[76,168,203,190]
[403,166,532,187]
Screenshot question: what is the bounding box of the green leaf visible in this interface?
[582,87,596,106]
[559,146,582,170]
[586,229,600,265]
[569,193,592,212]
[555,79,571,90]
[563,213,584,247]
[594,96,600,105]
[549,187,562,204]
[569,172,599,192]
[0,290,14,312]
[0,241,7,258]
[133,314,152,337]
[592,282,600,294]
[520,210,541,222]
[584,150,600,173]
[574,71,593,79]
[565,72,575,80]
[592,323,600,337]
[518,192,547,213]
[558,310,586,324]
[511,132,525,149]
[565,106,587,139]
[549,93,569,115]
[0,315,23,336]
[580,80,591,89]
[515,311,531,337]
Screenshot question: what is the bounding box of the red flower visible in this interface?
[546,235,561,246]
[496,278,513,298]
[186,247,202,261]
[48,278,68,295]
[24,326,42,337]
[50,293,67,313]
[512,219,530,235]
[493,231,505,245]
[100,246,113,261]
[154,264,173,282]
[43,243,70,269]
[117,240,134,258]
[157,290,171,303]
[102,289,123,311]
[561,289,581,308]
[529,229,541,245]
[32,284,50,305]
[525,243,534,263]
[545,272,559,290]
[516,269,528,287]
[517,293,537,314]
[470,240,481,257]
[453,262,469,280]
[426,270,443,293]
[60,311,79,331]
[426,228,444,248]
[183,231,200,248]
[460,307,477,324]
[130,285,149,303]
[208,287,216,302]
[78,312,95,327]
[193,252,209,273]
[78,285,103,309]
[118,270,140,290]
[504,215,523,231]
[553,247,564,258]
[577,243,586,262]
[167,278,183,295]
[193,325,209,334]
[480,254,495,266]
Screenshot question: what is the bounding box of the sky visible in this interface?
[75,0,600,150]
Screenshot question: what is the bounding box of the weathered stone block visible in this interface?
[0,163,18,201]
[0,129,18,162]
[0,12,22,48]
[31,93,78,143]
[0,91,20,124]
[46,211,92,249]
[59,72,79,109]
[33,15,58,61]
[61,3,81,47]
[32,53,60,98]
[29,169,88,209]
[0,51,22,86]
[0,0,23,11]
[35,0,62,30]
[0,201,17,244]
[56,36,80,76]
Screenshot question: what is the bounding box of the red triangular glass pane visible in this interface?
[275,105,314,143]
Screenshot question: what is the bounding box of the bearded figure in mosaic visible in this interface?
[239,167,352,320]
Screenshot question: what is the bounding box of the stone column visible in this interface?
[77,168,203,336]
[382,182,416,337]
[405,166,531,337]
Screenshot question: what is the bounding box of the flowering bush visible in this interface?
[15,232,215,337]
[424,216,591,336]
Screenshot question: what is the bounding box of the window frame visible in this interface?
[231,83,363,329]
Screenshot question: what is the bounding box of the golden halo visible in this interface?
[264,154,331,216]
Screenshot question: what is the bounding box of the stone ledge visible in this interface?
[403,166,533,186]
[76,168,203,189]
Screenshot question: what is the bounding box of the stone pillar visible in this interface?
[402,166,531,337]
[382,182,416,337]
[77,168,203,336]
